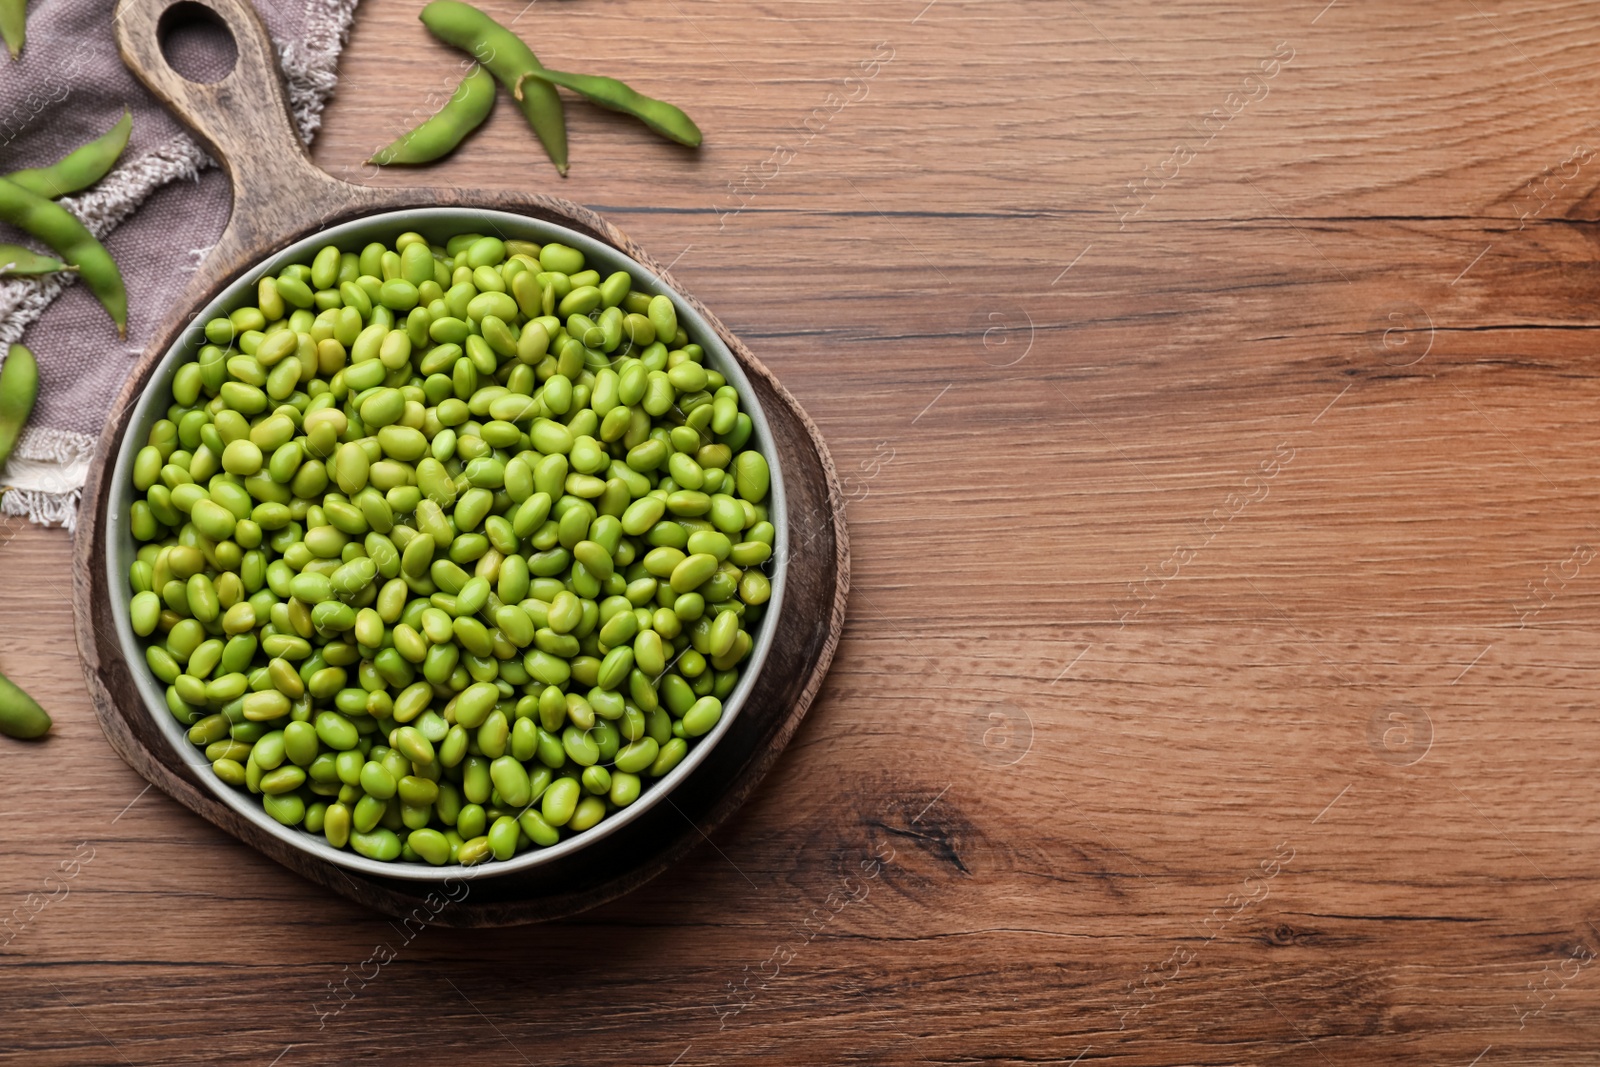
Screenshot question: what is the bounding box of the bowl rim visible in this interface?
[104,206,787,882]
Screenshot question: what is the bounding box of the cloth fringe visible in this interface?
[2,486,81,530]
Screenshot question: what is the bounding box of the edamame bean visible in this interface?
[409,827,451,865]
[650,737,689,776]
[264,793,306,826]
[614,737,658,774]
[351,828,402,860]
[647,295,677,345]
[490,755,532,806]
[682,695,724,737]
[541,776,580,826]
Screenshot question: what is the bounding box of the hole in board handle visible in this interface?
[157,1,238,84]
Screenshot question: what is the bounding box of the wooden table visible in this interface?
[5,0,1600,1062]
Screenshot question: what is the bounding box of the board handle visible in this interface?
[113,0,363,262]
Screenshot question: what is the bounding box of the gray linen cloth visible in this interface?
[0,0,360,527]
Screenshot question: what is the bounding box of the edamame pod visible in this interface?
[7,111,132,199]
[0,177,126,335]
[516,68,702,148]
[372,65,497,165]
[420,1,569,175]
[0,343,38,471]
[0,244,76,277]
[0,668,50,738]
[0,0,24,58]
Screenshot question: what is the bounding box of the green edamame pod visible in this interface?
[0,244,76,277]
[0,177,126,335]
[6,111,133,199]
[0,668,50,738]
[420,1,569,175]
[516,68,702,148]
[372,65,496,165]
[0,0,24,59]
[0,343,38,472]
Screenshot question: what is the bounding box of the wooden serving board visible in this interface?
[68,0,848,925]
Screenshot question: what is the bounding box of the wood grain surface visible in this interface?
[5,0,1600,1062]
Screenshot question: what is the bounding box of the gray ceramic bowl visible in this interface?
[104,207,786,881]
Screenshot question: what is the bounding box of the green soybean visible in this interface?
[682,695,723,737]
[735,451,771,502]
[351,828,403,861]
[541,776,580,826]
[409,828,451,865]
[264,793,306,826]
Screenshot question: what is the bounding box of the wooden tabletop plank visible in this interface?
[9,0,1600,1062]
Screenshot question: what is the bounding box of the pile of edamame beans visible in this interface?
[124,231,775,867]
